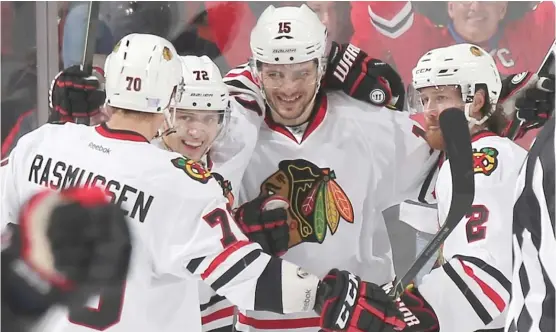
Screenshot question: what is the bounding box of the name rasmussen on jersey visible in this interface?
[27,153,154,223]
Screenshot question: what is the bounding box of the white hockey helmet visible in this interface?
[249,4,328,78]
[174,55,231,140]
[409,43,502,126]
[104,33,182,114]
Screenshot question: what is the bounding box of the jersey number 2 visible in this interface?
[465,205,490,243]
[204,208,238,248]
[68,280,126,331]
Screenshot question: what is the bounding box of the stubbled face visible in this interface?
[259,60,319,124]
[420,86,465,150]
[448,1,507,43]
[163,109,223,161]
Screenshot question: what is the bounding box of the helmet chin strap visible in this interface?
[463,102,490,130]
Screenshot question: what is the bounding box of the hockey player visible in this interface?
[216,5,440,331]
[1,33,406,332]
[391,43,528,332]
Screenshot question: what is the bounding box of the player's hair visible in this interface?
[475,84,507,136]
[110,107,159,121]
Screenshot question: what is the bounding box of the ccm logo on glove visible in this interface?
[336,272,359,329]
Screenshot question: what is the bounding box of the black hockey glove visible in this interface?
[325,42,405,111]
[2,187,132,317]
[392,284,439,332]
[500,72,555,139]
[315,269,406,332]
[234,195,290,256]
[48,65,106,125]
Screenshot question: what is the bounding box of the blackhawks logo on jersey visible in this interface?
[171,157,212,184]
[472,147,498,175]
[259,159,354,248]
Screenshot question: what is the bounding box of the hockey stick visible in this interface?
[76,1,101,126]
[506,42,555,140]
[389,108,475,298]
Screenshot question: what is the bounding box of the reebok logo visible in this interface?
[333,44,361,82]
[88,142,111,154]
[303,289,312,311]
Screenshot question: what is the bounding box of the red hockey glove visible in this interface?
[234,195,290,256]
[315,269,406,332]
[48,65,106,125]
[500,72,554,139]
[325,42,405,111]
[2,187,132,315]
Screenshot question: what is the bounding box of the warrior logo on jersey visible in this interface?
[213,172,235,209]
[171,157,212,183]
[472,147,498,175]
[259,159,354,248]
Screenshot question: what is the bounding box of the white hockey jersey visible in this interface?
[1,122,319,332]
[418,131,527,332]
[221,64,439,331]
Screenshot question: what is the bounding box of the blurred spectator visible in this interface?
[61,1,178,68]
[351,1,555,85]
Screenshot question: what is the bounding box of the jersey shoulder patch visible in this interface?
[472,146,498,176]
[171,157,213,184]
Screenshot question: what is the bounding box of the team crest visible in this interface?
[171,157,212,183]
[472,147,498,175]
[162,46,173,61]
[469,45,483,57]
[213,172,235,208]
[259,159,354,248]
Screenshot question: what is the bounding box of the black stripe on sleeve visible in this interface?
[443,262,493,325]
[454,254,511,294]
[211,249,261,292]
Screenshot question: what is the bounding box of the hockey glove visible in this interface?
[48,65,106,125]
[2,187,132,316]
[325,42,405,111]
[315,269,406,332]
[234,195,290,256]
[500,72,554,139]
[394,284,439,332]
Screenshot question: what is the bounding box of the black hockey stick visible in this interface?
[506,43,555,140]
[389,108,475,298]
[76,1,101,125]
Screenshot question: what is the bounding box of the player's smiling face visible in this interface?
[448,1,507,43]
[420,85,465,150]
[259,60,319,126]
[163,109,222,161]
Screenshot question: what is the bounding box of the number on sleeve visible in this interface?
[68,280,126,331]
[465,205,490,243]
[125,76,142,91]
[203,208,238,248]
[278,22,291,34]
[412,124,426,139]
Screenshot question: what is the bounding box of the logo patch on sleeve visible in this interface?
[171,157,212,183]
[472,147,498,175]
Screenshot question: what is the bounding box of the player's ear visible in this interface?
[471,89,486,119]
[447,2,456,20]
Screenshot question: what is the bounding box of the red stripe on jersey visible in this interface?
[471,130,497,143]
[226,68,257,84]
[201,306,235,325]
[459,260,506,312]
[95,123,149,142]
[201,241,251,280]
[238,313,320,329]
